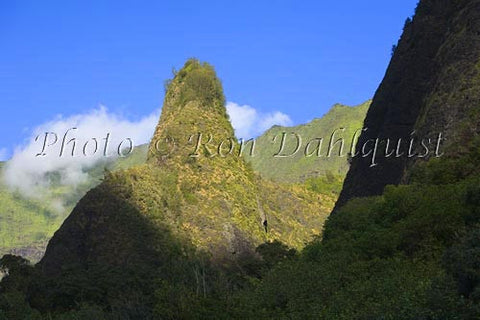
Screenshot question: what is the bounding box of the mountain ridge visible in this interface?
[0,98,367,262]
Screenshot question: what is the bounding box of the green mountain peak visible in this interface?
[36,59,329,287]
[148,59,233,163]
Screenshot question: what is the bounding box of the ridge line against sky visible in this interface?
[1,1,419,160]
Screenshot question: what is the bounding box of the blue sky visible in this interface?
[0,0,418,160]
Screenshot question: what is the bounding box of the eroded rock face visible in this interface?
[335,0,480,211]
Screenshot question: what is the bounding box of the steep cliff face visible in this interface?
[335,0,480,210]
[38,60,330,282]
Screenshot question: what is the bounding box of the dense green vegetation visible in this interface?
[2,144,480,319]
[231,138,480,319]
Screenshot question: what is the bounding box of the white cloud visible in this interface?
[226,102,293,139]
[225,102,258,139]
[2,105,160,200]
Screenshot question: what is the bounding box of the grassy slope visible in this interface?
[245,100,370,183]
